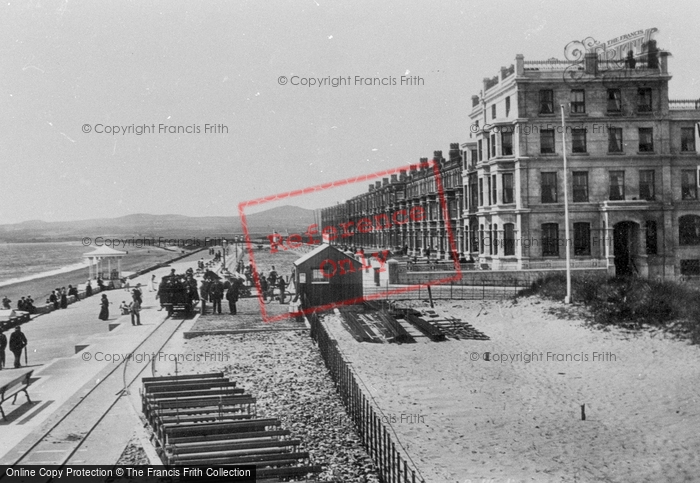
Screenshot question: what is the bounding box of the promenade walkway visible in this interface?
[0,250,211,463]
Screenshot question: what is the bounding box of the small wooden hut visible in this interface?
[293,244,363,309]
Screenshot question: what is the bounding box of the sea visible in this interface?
[0,242,90,288]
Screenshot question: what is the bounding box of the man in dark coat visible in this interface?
[49,290,59,310]
[9,326,27,369]
[200,279,210,315]
[226,279,240,315]
[0,328,7,370]
[85,281,93,297]
[210,280,224,315]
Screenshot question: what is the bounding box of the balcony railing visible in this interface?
[669,99,700,110]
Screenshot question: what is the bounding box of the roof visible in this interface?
[293,243,361,267]
[82,246,127,257]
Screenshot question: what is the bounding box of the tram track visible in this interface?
[0,311,193,477]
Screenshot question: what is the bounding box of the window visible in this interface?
[486,137,491,160]
[541,172,558,203]
[637,88,652,112]
[572,128,587,153]
[542,223,559,256]
[608,127,623,153]
[490,133,497,158]
[573,171,589,202]
[609,171,625,200]
[607,89,621,112]
[504,223,515,256]
[486,176,491,205]
[479,224,484,253]
[470,149,477,167]
[491,174,497,205]
[492,104,497,120]
[539,90,554,114]
[680,260,700,276]
[502,173,514,204]
[679,215,700,245]
[312,269,329,282]
[639,128,654,152]
[573,222,591,256]
[505,96,511,117]
[493,224,498,255]
[681,127,696,152]
[646,220,658,255]
[681,170,698,200]
[639,170,655,201]
[540,129,555,154]
[478,178,483,206]
[477,140,483,162]
[502,130,513,156]
[469,177,478,209]
[571,90,585,113]
[470,222,478,253]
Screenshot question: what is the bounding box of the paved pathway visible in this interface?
[0,250,211,462]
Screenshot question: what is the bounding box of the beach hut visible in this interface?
[293,244,363,309]
[83,246,127,281]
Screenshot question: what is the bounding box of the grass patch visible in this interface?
[519,273,700,344]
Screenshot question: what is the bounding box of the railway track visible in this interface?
[0,311,193,477]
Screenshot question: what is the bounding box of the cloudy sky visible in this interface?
[1,0,698,224]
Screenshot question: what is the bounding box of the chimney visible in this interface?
[516,54,524,76]
[471,95,480,108]
[419,157,428,170]
[375,181,382,189]
[449,143,460,161]
[369,184,374,192]
[500,66,508,81]
[390,174,398,183]
[382,177,389,186]
[399,169,407,181]
[483,77,491,92]
[659,51,669,74]
[584,52,597,75]
[409,165,418,174]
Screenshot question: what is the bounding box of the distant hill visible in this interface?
[0,206,317,242]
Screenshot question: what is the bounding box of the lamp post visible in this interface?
[222,239,228,272]
[560,104,572,304]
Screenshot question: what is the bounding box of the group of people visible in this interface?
[99,283,142,325]
[200,274,241,315]
[13,295,36,314]
[0,325,28,370]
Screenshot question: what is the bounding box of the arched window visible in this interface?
[679,215,700,245]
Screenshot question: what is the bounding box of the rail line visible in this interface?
[0,311,192,476]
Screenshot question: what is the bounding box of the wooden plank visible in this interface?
[405,313,446,342]
[170,439,301,456]
[142,372,224,383]
[167,429,290,445]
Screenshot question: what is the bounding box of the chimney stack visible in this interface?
[449,143,460,161]
[382,177,389,186]
[375,181,382,189]
[399,169,407,181]
[390,174,398,183]
[369,184,374,192]
[584,52,597,75]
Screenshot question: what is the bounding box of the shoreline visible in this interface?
[0,246,200,308]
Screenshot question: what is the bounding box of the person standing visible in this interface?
[60,287,68,309]
[211,279,223,315]
[17,297,26,311]
[200,279,210,315]
[1,296,10,309]
[0,328,7,370]
[259,273,269,301]
[9,326,27,369]
[68,285,78,301]
[277,277,287,304]
[226,279,239,315]
[98,294,110,321]
[132,284,143,305]
[150,274,157,292]
[49,290,59,310]
[130,297,142,326]
[85,281,93,298]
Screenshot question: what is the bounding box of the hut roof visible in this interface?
[293,243,361,267]
[82,246,127,257]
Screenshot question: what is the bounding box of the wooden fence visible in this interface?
[309,312,426,483]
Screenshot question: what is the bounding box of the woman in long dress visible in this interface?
[98,294,110,321]
[60,287,68,309]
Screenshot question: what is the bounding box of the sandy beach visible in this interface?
[321,297,700,482]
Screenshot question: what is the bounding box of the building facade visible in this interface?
[322,49,700,279]
[321,146,463,260]
[464,51,700,278]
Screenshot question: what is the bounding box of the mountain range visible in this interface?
[0,205,317,242]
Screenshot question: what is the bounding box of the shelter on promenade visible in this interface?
[83,246,127,280]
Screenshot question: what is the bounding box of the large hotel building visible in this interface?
[321,47,700,279]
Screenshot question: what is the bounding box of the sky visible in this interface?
[1,0,698,224]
